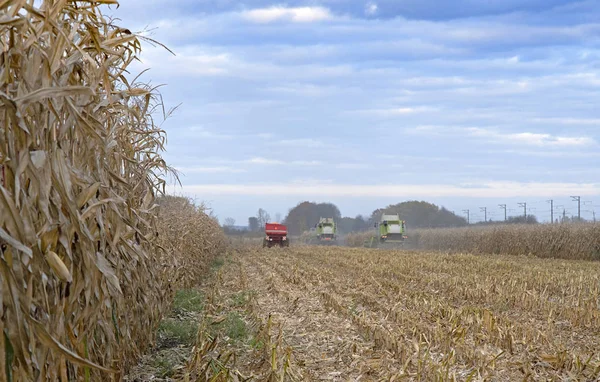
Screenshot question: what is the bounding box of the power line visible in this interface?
[453,198,595,226]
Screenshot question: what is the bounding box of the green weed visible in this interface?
[173,289,204,313]
[158,318,198,347]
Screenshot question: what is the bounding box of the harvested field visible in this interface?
[195,246,600,381]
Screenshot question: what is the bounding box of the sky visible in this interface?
[110,0,600,225]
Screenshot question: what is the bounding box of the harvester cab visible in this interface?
[263,222,290,248]
[375,214,407,246]
[316,217,337,244]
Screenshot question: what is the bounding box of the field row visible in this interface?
[232,247,600,380]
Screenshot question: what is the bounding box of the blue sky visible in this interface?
[113,0,600,224]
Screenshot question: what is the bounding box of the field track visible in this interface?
[223,246,600,381]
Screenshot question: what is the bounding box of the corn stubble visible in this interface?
[180,258,300,382]
[235,247,600,380]
[0,1,224,380]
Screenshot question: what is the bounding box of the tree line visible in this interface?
[223,198,593,236]
[225,200,472,236]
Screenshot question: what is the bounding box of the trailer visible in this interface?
[263,223,290,248]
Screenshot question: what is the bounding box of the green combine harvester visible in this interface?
[316,217,337,245]
[365,213,407,248]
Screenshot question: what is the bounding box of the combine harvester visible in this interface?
[366,214,407,248]
[316,217,337,245]
[263,222,290,248]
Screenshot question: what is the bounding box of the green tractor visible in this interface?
[316,217,337,245]
[366,214,407,248]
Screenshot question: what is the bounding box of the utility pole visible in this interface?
[547,200,553,224]
[480,207,487,222]
[518,202,527,222]
[463,209,470,224]
[571,196,581,222]
[498,204,507,222]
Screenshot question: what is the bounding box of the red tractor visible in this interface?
[263,223,290,248]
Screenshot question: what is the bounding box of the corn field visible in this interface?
[0,1,224,380]
[345,223,600,260]
[156,196,226,290]
[3,1,599,381]
[409,223,600,260]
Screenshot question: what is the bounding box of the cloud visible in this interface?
[365,2,379,16]
[115,0,600,208]
[352,106,437,116]
[465,127,596,147]
[291,160,322,166]
[176,166,245,174]
[531,117,600,126]
[491,149,600,158]
[114,0,597,24]
[134,44,356,81]
[244,157,322,166]
[262,83,346,97]
[411,126,596,147]
[172,181,600,198]
[275,138,327,148]
[241,6,333,23]
[179,126,234,139]
[245,157,285,165]
[336,163,370,169]
[410,125,446,135]
[131,46,231,77]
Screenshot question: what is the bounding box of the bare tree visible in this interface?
[274,212,282,223]
[224,217,236,227]
[257,208,271,228]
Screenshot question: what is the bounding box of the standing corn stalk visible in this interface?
[0,0,177,380]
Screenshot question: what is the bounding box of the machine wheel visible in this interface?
[262,239,267,248]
